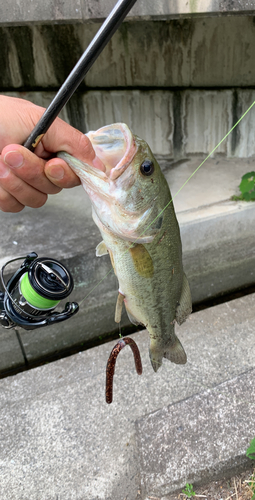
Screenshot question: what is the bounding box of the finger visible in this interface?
[2,145,61,195]
[0,160,47,208]
[0,186,24,213]
[39,118,105,171]
[41,121,95,163]
[44,157,81,189]
[0,96,44,151]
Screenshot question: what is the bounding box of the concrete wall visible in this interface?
[4,88,255,158]
[1,17,255,89]
[1,16,255,158]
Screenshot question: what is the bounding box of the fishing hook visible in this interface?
[106,337,142,404]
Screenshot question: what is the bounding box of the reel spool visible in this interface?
[0,253,79,330]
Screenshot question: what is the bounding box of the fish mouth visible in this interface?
[87,123,137,180]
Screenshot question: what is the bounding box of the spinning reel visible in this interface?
[0,253,79,330]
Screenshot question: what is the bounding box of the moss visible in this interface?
[39,24,83,87]
[8,26,35,88]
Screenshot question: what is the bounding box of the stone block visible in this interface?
[81,90,174,156]
[182,90,233,156]
[232,89,255,158]
[1,17,255,89]
[3,88,250,158]
[3,90,175,156]
[136,369,255,497]
[190,15,255,87]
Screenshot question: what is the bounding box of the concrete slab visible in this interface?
[136,369,255,498]
[0,293,254,499]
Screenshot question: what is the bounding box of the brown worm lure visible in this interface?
[106,337,142,404]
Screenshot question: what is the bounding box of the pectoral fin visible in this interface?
[96,241,108,257]
[129,244,154,278]
[175,273,192,325]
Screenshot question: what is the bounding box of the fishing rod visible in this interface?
[24,0,138,151]
[0,0,138,331]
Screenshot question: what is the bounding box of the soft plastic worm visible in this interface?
[106,337,142,404]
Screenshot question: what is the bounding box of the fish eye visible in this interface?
[140,160,154,176]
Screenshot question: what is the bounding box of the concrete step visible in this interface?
[1,155,255,371]
[1,0,254,25]
[0,292,254,499]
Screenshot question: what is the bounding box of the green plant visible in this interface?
[246,472,255,500]
[182,483,196,497]
[232,171,255,201]
[246,438,255,498]
[246,437,255,460]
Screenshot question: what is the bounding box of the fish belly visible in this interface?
[99,208,190,372]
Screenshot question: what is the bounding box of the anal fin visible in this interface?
[149,349,163,373]
[125,306,142,326]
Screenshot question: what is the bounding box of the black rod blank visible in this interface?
[24,0,138,152]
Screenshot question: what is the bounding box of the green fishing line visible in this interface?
[20,273,60,309]
[79,99,255,305]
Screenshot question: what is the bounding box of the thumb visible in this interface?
[41,117,96,164]
[40,117,105,188]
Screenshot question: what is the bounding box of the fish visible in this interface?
[58,123,192,372]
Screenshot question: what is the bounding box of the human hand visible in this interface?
[0,95,103,212]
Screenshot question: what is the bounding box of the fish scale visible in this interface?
[58,123,192,372]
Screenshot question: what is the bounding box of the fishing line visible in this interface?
[118,322,122,338]
[78,99,255,306]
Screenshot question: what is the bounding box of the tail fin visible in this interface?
[163,334,187,365]
[149,348,163,372]
[149,333,187,372]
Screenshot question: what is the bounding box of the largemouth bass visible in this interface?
[58,123,192,372]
